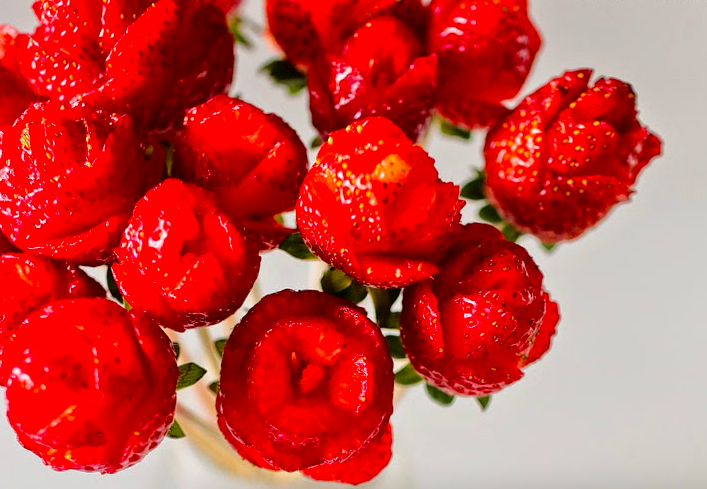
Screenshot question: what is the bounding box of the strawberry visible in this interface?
[16,0,234,131]
[217,290,394,472]
[0,25,44,128]
[0,253,105,386]
[2,298,178,474]
[112,179,261,331]
[429,0,541,129]
[266,0,427,68]
[484,69,663,242]
[0,102,165,265]
[400,224,559,396]
[303,424,393,485]
[172,95,308,251]
[308,16,437,142]
[296,117,464,289]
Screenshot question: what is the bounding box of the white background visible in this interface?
[0,0,706,488]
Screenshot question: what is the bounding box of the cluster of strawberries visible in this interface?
[0,0,661,485]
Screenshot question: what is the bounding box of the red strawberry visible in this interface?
[100,0,154,53]
[0,102,165,265]
[217,290,394,472]
[172,95,308,250]
[0,26,45,128]
[296,117,464,289]
[86,0,234,131]
[308,16,437,142]
[484,69,663,242]
[112,179,261,331]
[303,424,393,484]
[429,0,541,129]
[0,252,105,385]
[400,224,559,396]
[16,0,234,131]
[266,0,427,68]
[2,298,178,474]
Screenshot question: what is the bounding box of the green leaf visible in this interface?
[106,267,122,302]
[310,136,323,149]
[395,364,423,385]
[168,420,186,439]
[476,395,492,411]
[460,172,486,201]
[479,204,503,224]
[321,268,368,304]
[369,288,401,328]
[542,242,558,253]
[172,342,181,360]
[502,223,522,243]
[385,335,406,359]
[384,311,401,330]
[176,363,207,390]
[161,141,174,177]
[439,119,472,140]
[260,59,307,95]
[279,232,317,260]
[214,339,227,358]
[321,267,352,293]
[228,16,260,48]
[209,381,220,395]
[426,384,455,406]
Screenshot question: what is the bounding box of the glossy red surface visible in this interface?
[484,69,663,242]
[0,102,165,265]
[429,0,541,129]
[400,223,560,396]
[113,179,261,331]
[2,298,178,474]
[303,423,392,485]
[0,25,44,128]
[266,0,427,68]
[308,16,437,142]
[297,117,464,288]
[16,0,233,131]
[217,290,394,472]
[0,253,105,385]
[172,95,308,250]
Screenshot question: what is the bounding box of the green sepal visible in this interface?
[426,384,455,406]
[476,395,492,411]
[321,268,368,304]
[440,119,472,140]
[260,58,307,95]
[479,204,503,224]
[279,232,317,260]
[501,223,522,242]
[176,363,207,390]
[460,171,486,201]
[542,242,558,253]
[106,267,123,302]
[385,335,406,359]
[394,364,423,385]
[167,420,186,439]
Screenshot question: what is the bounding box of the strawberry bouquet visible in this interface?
[0,0,662,485]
